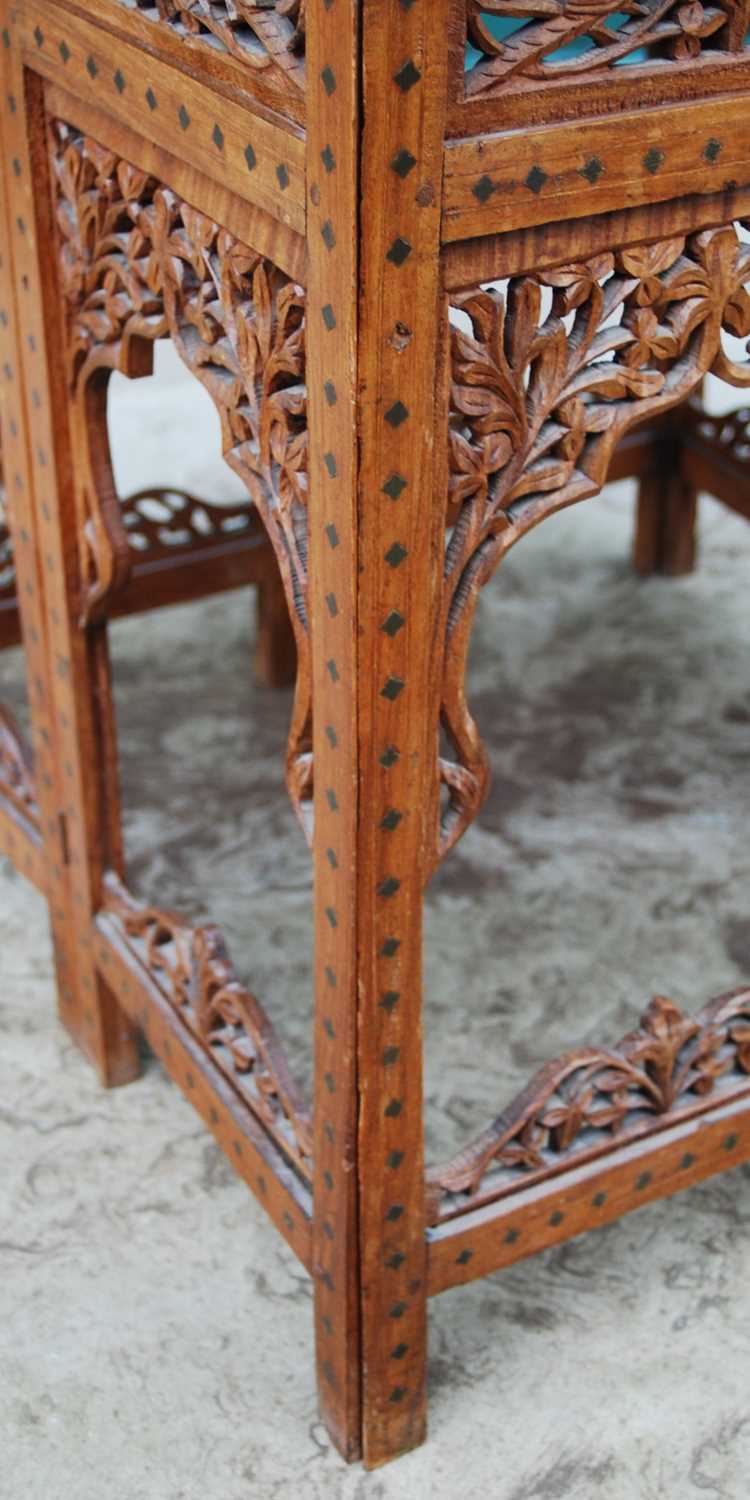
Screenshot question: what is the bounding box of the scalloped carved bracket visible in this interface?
[437,226,750,866]
[427,988,750,1219]
[102,872,313,1176]
[51,121,312,837]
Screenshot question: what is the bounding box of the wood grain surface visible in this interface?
[306,0,363,1465]
[3,0,750,1471]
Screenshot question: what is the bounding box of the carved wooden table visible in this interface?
[2,0,750,1471]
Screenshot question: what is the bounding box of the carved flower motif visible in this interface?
[621,307,680,367]
[539,254,615,312]
[616,238,686,306]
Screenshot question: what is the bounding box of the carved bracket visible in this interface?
[427,988,750,1219]
[52,122,312,836]
[102,873,313,1177]
[438,226,750,864]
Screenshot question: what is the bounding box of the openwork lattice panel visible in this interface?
[464,0,750,100]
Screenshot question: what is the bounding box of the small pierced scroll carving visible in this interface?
[52,122,312,834]
[120,485,262,558]
[427,988,750,1217]
[102,874,313,1177]
[124,0,305,88]
[688,400,750,461]
[0,706,38,826]
[464,0,750,100]
[438,227,750,863]
[0,483,263,613]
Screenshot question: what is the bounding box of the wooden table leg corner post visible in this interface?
[3,0,750,1474]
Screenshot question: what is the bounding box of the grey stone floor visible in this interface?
[2,359,750,1498]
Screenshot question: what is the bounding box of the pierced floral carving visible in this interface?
[427,989,750,1215]
[439,226,750,861]
[0,705,38,826]
[52,122,312,835]
[102,874,313,1177]
[125,0,305,87]
[464,0,749,100]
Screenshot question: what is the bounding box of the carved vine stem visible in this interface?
[52,123,312,836]
[102,873,313,1178]
[427,989,750,1217]
[438,227,750,865]
[465,0,750,98]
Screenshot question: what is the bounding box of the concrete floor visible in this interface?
[2,357,750,1498]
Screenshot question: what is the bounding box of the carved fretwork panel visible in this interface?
[437,225,750,864]
[0,705,38,827]
[427,989,750,1219]
[122,0,305,89]
[102,875,312,1178]
[464,0,750,101]
[51,121,312,835]
[0,485,265,612]
[120,485,262,558]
